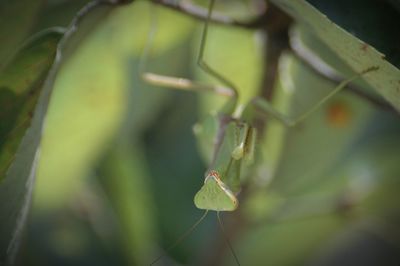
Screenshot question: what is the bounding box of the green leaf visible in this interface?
[0,30,62,181]
[0,0,45,71]
[253,53,374,196]
[35,1,196,209]
[0,1,126,264]
[98,142,158,266]
[270,54,376,195]
[0,30,61,265]
[91,4,197,265]
[271,0,400,111]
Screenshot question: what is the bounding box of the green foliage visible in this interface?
[0,29,61,265]
[0,0,45,71]
[0,1,126,264]
[0,1,399,266]
[271,0,400,110]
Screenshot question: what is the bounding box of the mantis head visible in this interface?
[194,171,238,211]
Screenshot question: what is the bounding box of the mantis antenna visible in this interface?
[217,212,241,266]
[149,211,209,265]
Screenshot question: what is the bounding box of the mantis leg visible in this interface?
[250,66,378,127]
[196,0,239,101]
[140,0,237,99]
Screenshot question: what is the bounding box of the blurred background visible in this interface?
[3,0,399,265]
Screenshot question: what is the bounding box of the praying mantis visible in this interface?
[0,1,396,265]
[139,0,379,264]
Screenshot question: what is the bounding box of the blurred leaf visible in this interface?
[255,119,400,266]
[0,1,127,264]
[0,29,61,265]
[35,2,134,210]
[0,30,62,181]
[260,54,376,196]
[35,1,196,209]
[93,4,197,264]
[99,142,158,266]
[236,215,345,266]
[271,0,400,111]
[350,133,400,219]
[34,0,93,30]
[0,0,45,71]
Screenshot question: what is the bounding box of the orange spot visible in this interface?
[326,101,351,128]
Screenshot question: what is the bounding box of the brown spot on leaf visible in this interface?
[326,101,352,128]
[360,43,369,52]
